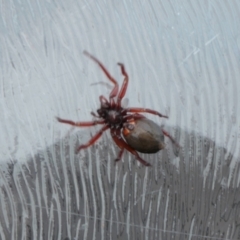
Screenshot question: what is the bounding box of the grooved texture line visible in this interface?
[0,0,239,239]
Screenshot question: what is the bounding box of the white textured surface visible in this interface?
[0,0,240,239]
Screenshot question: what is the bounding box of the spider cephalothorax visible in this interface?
[57,51,178,166]
[96,96,125,127]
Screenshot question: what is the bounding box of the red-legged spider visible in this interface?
[57,51,178,166]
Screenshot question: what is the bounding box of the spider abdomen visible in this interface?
[122,118,165,153]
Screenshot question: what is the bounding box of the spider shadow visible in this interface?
[1,125,240,239]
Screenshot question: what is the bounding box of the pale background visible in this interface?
[0,0,240,239]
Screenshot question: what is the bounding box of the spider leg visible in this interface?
[126,108,168,118]
[56,117,105,127]
[162,129,181,148]
[91,111,100,118]
[115,148,124,162]
[123,113,145,121]
[117,63,129,107]
[111,129,125,162]
[83,51,119,99]
[76,125,109,153]
[110,129,151,166]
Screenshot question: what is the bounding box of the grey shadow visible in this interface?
[0,126,240,240]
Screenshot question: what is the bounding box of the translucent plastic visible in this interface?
[0,0,239,239]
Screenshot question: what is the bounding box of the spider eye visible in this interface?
[126,123,134,130]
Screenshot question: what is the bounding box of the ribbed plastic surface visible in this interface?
[0,0,239,239]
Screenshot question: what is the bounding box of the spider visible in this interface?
[57,51,178,166]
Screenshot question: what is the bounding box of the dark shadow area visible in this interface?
[0,126,239,239]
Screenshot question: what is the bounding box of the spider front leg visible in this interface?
[117,63,129,107]
[56,117,105,127]
[83,51,119,100]
[76,125,109,153]
[126,108,168,118]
